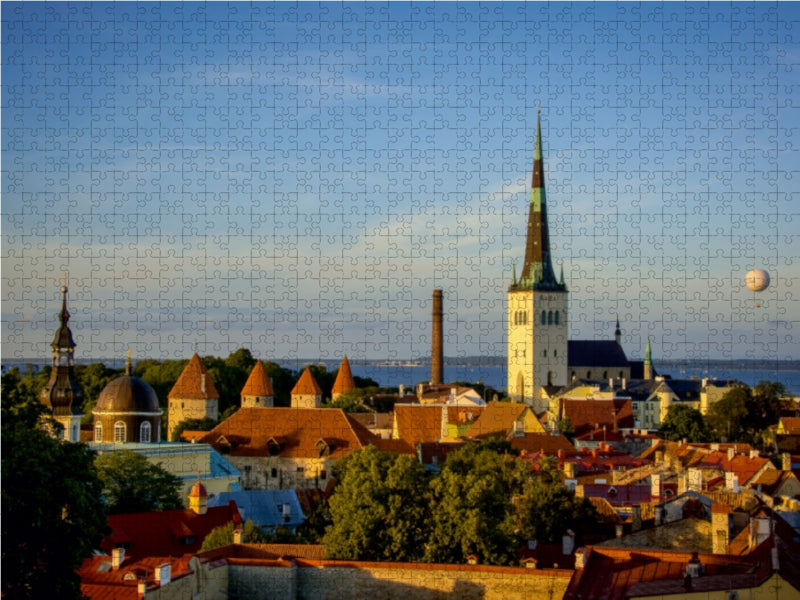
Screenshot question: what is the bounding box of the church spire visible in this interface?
[615,316,621,345]
[513,111,565,292]
[51,274,76,363]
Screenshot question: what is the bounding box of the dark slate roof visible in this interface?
[659,379,703,400]
[568,341,630,368]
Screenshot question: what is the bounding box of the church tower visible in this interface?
[39,276,84,441]
[507,112,568,410]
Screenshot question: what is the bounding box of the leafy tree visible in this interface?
[659,404,710,442]
[2,375,108,600]
[557,416,576,440]
[748,381,784,436]
[516,459,596,545]
[706,388,750,442]
[424,441,525,565]
[75,362,122,424]
[324,446,431,562]
[297,497,330,543]
[325,389,369,413]
[170,416,219,442]
[225,348,256,371]
[95,450,183,514]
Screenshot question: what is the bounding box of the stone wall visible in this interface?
[228,560,572,600]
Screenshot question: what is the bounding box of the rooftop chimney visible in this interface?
[431,289,443,385]
[112,547,125,570]
[138,579,147,598]
[727,447,735,461]
[233,528,244,544]
[155,563,171,586]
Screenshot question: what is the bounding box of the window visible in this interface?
[320,469,327,479]
[541,310,546,325]
[543,349,547,357]
[94,422,103,442]
[554,311,559,325]
[139,421,151,443]
[114,421,126,443]
[271,468,278,478]
[554,350,557,357]
[547,310,553,325]
[296,466,305,474]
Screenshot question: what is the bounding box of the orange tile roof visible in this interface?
[781,417,800,434]
[291,367,322,395]
[392,404,444,446]
[465,402,528,439]
[512,433,575,454]
[167,353,219,399]
[201,407,377,459]
[81,555,195,600]
[241,360,274,396]
[331,356,356,394]
[697,451,773,486]
[560,399,634,436]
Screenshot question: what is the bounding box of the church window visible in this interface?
[94,422,103,442]
[555,311,559,325]
[541,310,546,325]
[554,350,558,357]
[548,311,553,325]
[586,371,591,379]
[603,371,608,379]
[543,349,547,357]
[140,421,152,443]
[114,421,126,443]
[523,311,527,325]
[547,371,553,385]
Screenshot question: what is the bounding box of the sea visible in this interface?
[5,358,800,396]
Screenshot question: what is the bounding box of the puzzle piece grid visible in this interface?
[2,2,798,366]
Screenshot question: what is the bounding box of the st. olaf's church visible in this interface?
[507,111,650,413]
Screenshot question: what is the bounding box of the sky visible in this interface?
[2,2,799,366]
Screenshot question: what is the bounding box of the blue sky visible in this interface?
[2,2,798,365]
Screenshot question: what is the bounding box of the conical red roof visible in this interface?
[241,360,274,396]
[168,353,219,399]
[331,356,356,394]
[291,367,322,395]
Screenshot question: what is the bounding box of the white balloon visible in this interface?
[744,269,770,292]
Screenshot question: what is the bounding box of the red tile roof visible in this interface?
[331,356,356,394]
[392,404,445,446]
[101,502,241,559]
[201,407,378,458]
[696,451,773,486]
[168,353,219,399]
[241,360,274,396]
[80,554,195,600]
[512,433,575,454]
[560,399,634,437]
[291,367,322,395]
[465,402,529,439]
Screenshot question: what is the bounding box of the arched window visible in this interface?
[554,349,558,357]
[140,421,152,443]
[554,310,559,325]
[94,421,103,442]
[547,371,553,385]
[548,310,553,325]
[541,310,547,325]
[586,371,592,379]
[543,349,548,357]
[114,421,126,443]
[603,371,608,379]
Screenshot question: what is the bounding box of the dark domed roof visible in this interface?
[94,376,161,414]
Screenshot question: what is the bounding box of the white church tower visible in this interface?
[507,111,568,411]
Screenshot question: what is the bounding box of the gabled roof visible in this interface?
[780,417,800,434]
[291,367,322,395]
[655,378,703,400]
[568,340,630,368]
[101,502,241,559]
[168,353,219,400]
[512,432,575,454]
[750,469,798,497]
[696,451,773,486]
[392,404,445,446]
[331,356,356,394]
[200,407,377,459]
[465,401,532,439]
[241,360,274,396]
[560,398,634,437]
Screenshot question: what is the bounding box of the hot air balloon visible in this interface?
[745,269,770,307]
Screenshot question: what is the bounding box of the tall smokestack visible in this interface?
[431,289,443,385]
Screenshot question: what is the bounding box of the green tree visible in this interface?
[324,446,431,562]
[2,375,108,600]
[516,458,596,545]
[325,388,369,413]
[557,416,576,441]
[659,404,710,442]
[707,388,750,442]
[75,362,122,424]
[424,441,525,565]
[747,381,785,439]
[199,519,300,551]
[95,450,183,514]
[170,416,219,442]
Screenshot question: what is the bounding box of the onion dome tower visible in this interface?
[291,367,322,408]
[167,353,219,441]
[93,350,162,443]
[331,356,357,402]
[507,111,569,410]
[241,359,275,408]
[39,276,84,441]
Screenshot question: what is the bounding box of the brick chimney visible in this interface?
[430,289,443,385]
[112,547,125,570]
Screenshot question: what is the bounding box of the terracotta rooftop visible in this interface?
[291,367,322,395]
[241,360,274,396]
[512,433,575,454]
[168,353,219,399]
[696,451,773,486]
[560,398,634,437]
[331,356,356,394]
[392,404,445,447]
[465,401,532,439]
[201,407,378,459]
[101,501,241,559]
[80,554,195,600]
[780,417,800,434]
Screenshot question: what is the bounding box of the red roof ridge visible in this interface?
[168,353,219,399]
[242,360,274,396]
[292,367,322,395]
